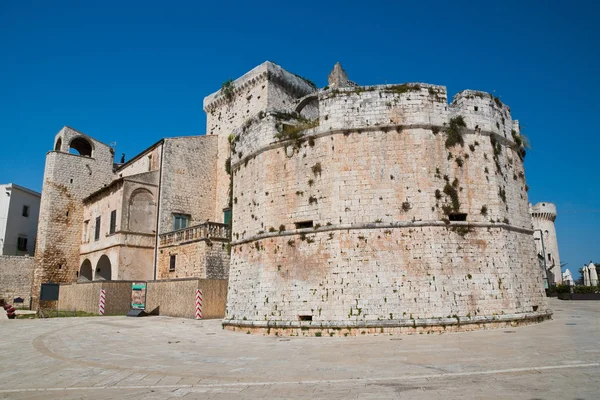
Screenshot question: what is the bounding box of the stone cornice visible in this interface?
[231,123,521,172]
[230,220,535,247]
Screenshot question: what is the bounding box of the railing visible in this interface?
[159,222,231,246]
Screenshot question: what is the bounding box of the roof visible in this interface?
[2,183,41,198]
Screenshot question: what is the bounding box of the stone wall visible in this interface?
[32,127,116,308]
[158,136,219,232]
[117,142,163,178]
[157,239,230,280]
[145,278,228,319]
[223,64,548,334]
[57,281,133,315]
[0,255,35,306]
[203,61,317,223]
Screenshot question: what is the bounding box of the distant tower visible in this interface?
[31,127,115,308]
[530,202,562,286]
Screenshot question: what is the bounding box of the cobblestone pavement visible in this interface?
[0,299,598,399]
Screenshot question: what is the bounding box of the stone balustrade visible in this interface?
[159,222,230,246]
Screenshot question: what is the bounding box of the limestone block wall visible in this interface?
[33,128,116,308]
[203,61,316,222]
[450,90,516,140]
[157,240,230,280]
[230,127,530,244]
[145,278,228,319]
[0,255,35,306]
[225,77,547,333]
[318,84,448,132]
[58,281,132,315]
[158,136,218,232]
[226,227,545,322]
[117,142,163,178]
[531,202,562,285]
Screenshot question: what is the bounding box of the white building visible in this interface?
[0,184,41,256]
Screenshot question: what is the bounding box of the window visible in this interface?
[474,106,479,111]
[173,214,189,230]
[223,208,232,225]
[448,213,467,222]
[148,155,153,171]
[548,253,552,261]
[109,210,117,234]
[83,220,89,243]
[22,205,29,217]
[169,255,176,271]
[95,216,101,241]
[295,221,313,229]
[17,236,27,251]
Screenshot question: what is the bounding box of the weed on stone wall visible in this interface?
[443,183,460,212]
[445,116,466,148]
[221,79,235,101]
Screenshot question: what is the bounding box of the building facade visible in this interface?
[31,128,230,307]
[0,183,41,256]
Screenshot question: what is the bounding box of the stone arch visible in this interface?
[79,259,93,281]
[128,188,155,233]
[69,136,93,157]
[95,255,112,280]
[295,94,319,120]
[54,137,62,152]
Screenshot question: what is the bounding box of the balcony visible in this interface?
[159,222,231,247]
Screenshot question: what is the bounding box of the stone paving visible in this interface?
[0,298,598,399]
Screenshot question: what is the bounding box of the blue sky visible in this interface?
[1,1,598,277]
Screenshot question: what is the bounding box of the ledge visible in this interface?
[222,310,553,332]
[230,221,535,246]
[231,123,520,171]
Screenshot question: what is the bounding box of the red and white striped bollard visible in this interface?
[99,289,106,315]
[195,289,203,320]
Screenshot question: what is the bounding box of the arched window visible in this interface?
[95,255,112,280]
[54,138,62,152]
[69,137,93,157]
[79,259,93,281]
[128,189,155,233]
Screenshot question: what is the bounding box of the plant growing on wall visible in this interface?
[445,116,466,148]
[221,79,235,102]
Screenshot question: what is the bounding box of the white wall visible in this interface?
[0,184,41,256]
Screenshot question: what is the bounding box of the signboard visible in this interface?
[40,283,60,301]
[131,282,147,310]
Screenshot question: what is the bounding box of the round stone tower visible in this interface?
[217,63,550,335]
[530,202,562,286]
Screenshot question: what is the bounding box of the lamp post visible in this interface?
[534,229,549,288]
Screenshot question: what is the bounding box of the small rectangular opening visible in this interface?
[298,315,312,321]
[448,213,467,222]
[295,221,313,229]
[474,106,479,111]
[532,305,539,312]
[169,255,176,271]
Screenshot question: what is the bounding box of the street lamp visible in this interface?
[534,229,549,289]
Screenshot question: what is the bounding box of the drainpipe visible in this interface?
[534,229,548,287]
[152,141,165,281]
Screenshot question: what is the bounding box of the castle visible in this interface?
[31,61,552,334]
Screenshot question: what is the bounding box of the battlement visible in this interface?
[530,202,557,221]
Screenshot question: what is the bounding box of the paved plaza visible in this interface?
[0,298,598,399]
